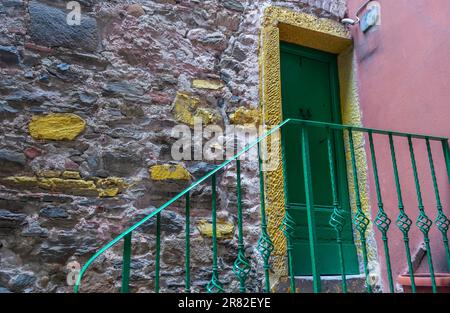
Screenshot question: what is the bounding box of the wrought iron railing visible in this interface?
[74,119,449,293]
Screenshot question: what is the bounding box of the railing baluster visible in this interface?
[121,232,132,293]
[280,126,296,293]
[407,136,437,293]
[233,160,251,292]
[155,212,161,293]
[185,192,191,293]
[327,128,347,293]
[207,173,224,293]
[256,141,274,293]
[368,132,394,293]
[348,129,372,293]
[442,139,450,185]
[389,134,416,293]
[301,126,321,293]
[427,139,450,270]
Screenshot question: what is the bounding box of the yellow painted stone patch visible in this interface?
[1,175,128,198]
[29,113,86,141]
[2,176,39,188]
[195,107,220,125]
[197,220,234,239]
[95,177,128,197]
[62,171,81,179]
[229,107,260,125]
[172,92,220,126]
[192,79,224,90]
[98,188,120,197]
[173,92,199,125]
[149,164,191,181]
[96,177,128,192]
[38,178,97,192]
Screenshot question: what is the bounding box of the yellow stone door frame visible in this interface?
[258,6,378,288]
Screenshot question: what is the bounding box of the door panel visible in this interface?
[280,41,359,275]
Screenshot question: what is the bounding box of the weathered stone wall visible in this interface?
[0,0,347,293]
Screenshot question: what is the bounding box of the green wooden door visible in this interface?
[280,42,359,275]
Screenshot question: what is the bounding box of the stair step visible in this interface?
[276,274,367,293]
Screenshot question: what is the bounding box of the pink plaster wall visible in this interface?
[347,0,450,291]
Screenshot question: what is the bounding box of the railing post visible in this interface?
[256,141,274,293]
[155,212,161,293]
[407,136,437,293]
[348,129,371,293]
[233,160,251,292]
[280,126,296,293]
[185,192,191,293]
[368,132,394,293]
[207,173,224,293]
[427,139,450,271]
[389,134,416,293]
[301,126,321,293]
[327,128,347,293]
[121,232,132,293]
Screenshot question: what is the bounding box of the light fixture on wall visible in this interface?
[341,0,379,28]
[341,17,360,25]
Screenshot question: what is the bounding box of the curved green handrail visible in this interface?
[74,118,448,293]
[74,119,290,293]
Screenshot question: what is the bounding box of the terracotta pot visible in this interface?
[398,273,450,293]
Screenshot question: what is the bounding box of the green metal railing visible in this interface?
[74,119,449,293]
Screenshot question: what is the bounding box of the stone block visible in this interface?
[221,0,245,12]
[229,107,260,125]
[172,92,220,126]
[28,1,99,52]
[0,45,20,64]
[150,164,191,181]
[197,219,234,239]
[29,113,86,141]
[0,210,27,229]
[0,149,24,165]
[61,171,81,179]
